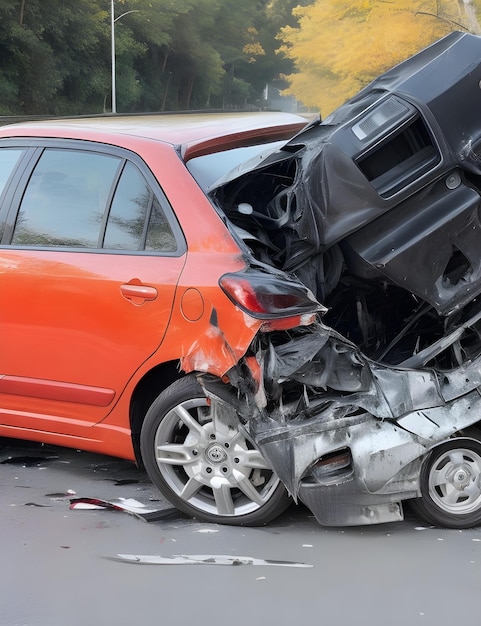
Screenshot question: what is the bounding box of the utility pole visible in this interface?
[111,1,140,114]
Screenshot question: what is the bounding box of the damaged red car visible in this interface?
[4,30,481,530]
[0,110,317,526]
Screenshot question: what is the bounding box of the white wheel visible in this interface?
[410,435,481,528]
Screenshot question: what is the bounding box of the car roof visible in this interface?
[0,112,310,160]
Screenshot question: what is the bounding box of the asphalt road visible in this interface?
[2,437,481,626]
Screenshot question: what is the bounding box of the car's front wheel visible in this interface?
[410,434,481,528]
[140,374,290,526]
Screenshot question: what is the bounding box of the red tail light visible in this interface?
[219,271,324,320]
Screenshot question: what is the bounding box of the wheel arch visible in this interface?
[129,360,185,465]
[418,426,481,471]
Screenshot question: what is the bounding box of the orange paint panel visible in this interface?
[0,420,135,461]
[0,375,115,406]
[0,249,184,424]
[0,113,309,463]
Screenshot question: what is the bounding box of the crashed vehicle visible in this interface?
[3,31,481,531]
[198,30,481,529]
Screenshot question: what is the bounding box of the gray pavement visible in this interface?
[2,438,481,626]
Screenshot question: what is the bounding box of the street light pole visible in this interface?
[111,0,116,113]
[110,1,140,114]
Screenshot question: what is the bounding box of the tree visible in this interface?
[154,0,224,110]
[278,0,481,117]
[0,0,118,114]
[207,0,270,108]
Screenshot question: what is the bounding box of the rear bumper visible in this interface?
[298,477,406,526]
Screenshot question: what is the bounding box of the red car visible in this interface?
[0,112,319,526]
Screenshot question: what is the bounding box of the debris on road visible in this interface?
[106,553,313,567]
[69,496,185,522]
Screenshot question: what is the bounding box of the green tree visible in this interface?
[203,0,268,108]
[154,0,224,110]
[117,0,190,111]
[0,0,315,115]
[0,0,182,114]
[0,2,61,114]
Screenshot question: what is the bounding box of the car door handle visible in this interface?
[120,282,158,303]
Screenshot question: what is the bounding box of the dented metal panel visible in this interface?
[202,32,481,527]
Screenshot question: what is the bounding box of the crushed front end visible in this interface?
[201,317,481,526]
[202,32,481,527]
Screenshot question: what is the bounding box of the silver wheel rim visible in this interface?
[428,445,481,514]
[153,397,281,517]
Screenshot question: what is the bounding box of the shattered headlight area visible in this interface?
[206,32,481,528]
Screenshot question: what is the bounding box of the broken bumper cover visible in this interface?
[298,482,405,527]
[202,320,481,526]
[245,407,422,526]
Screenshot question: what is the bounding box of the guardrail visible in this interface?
[0,116,52,126]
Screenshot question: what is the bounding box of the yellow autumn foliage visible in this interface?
[243,26,266,63]
[243,43,266,56]
[279,0,481,117]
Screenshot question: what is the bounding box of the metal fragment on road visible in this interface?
[106,553,313,567]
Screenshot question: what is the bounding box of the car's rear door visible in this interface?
[0,139,186,433]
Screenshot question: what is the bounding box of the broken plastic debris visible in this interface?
[70,497,152,513]
[69,497,185,522]
[105,554,313,567]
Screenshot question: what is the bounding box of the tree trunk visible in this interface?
[19,0,25,25]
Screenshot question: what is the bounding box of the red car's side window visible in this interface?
[12,149,120,248]
[0,148,26,239]
[0,148,25,194]
[10,147,177,253]
[145,196,177,252]
[103,161,177,252]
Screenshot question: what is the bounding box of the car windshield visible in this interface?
[186,141,285,191]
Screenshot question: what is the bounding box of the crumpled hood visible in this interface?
[211,31,481,313]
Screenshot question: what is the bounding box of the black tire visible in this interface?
[140,374,290,526]
[410,435,481,528]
